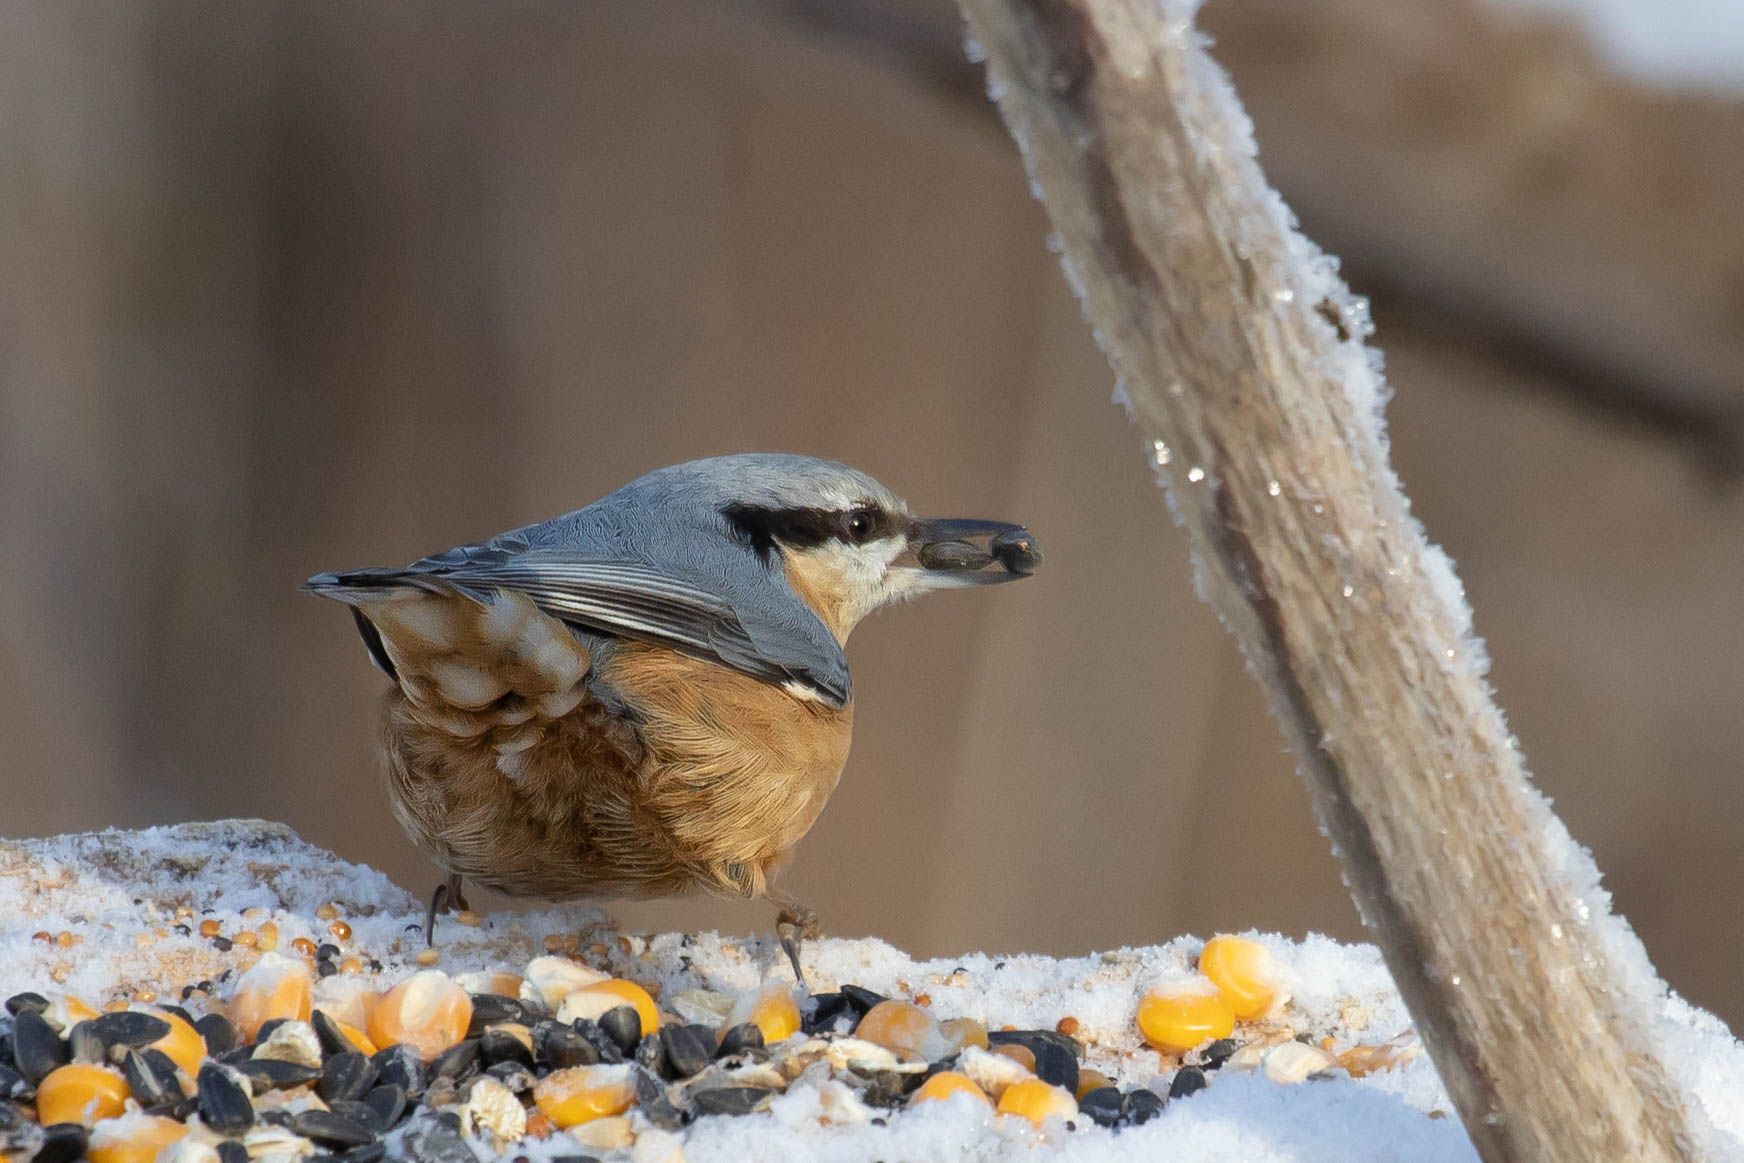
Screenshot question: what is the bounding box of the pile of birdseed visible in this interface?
[2,821,1741,1163]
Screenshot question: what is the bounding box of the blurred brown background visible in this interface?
[3,2,1742,1028]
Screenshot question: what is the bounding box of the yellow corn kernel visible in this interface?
[232,930,259,949]
[856,1000,952,1060]
[414,948,441,967]
[455,910,483,928]
[521,956,610,1011]
[43,994,101,1031]
[1055,1016,1081,1036]
[198,919,221,939]
[291,937,317,958]
[340,957,363,976]
[1075,1068,1112,1100]
[724,983,800,1046]
[228,953,314,1040]
[1137,979,1235,1053]
[991,1043,1036,1072]
[995,1078,1078,1127]
[134,1004,205,1076]
[368,970,473,1059]
[1199,935,1281,1020]
[257,921,280,952]
[910,1071,992,1108]
[940,1017,989,1052]
[87,1114,188,1163]
[329,920,352,943]
[555,979,661,1035]
[456,971,524,999]
[36,1064,130,1127]
[315,903,339,921]
[338,1021,379,1056]
[532,1064,635,1128]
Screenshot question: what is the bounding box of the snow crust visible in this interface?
[3,821,1742,1161]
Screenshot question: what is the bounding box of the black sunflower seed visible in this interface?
[1123,1087,1166,1125]
[317,1051,377,1104]
[0,1065,31,1102]
[465,995,525,1034]
[371,1045,425,1096]
[254,1018,288,1044]
[195,1014,239,1057]
[3,994,48,1018]
[1168,1065,1208,1100]
[597,1006,641,1056]
[1031,1040,1079,1094]
[65,1023,106,1066]
[658,1025,711,1079]
[633,1033,665,1077]
[1078,1086,1124,1127]
[121,1048,184,1106]
[336,1143,387,1163]
[715,1023,764,1059]
[329,1098,385,1133]
[632,1067,683,1130]
[292,1109,377,1147]
[32,1121,88,1163]
[310,1010,351,1059]
[216,1141,249,1163]
[537,1025,598,1070]
[479,1029,532,1069]
[197,1063,256,1135]
[802,993,853,1034]
[690,1086,772,1117]
[234,1057,323,1091]
[90,1011,171,1051]
[362,1083,407,1130]
[429,1039,480,1083]
[572,1020,623,1065]
[10,1012,67,1084]
[839,985,887,1016]
[1200,1039,1238,1071]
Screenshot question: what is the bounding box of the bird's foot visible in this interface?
[772,899,821,992]
[423,874,468,948]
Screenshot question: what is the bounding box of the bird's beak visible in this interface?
[896,517,1043,586]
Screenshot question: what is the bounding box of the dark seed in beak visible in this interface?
[917,540,994,571]
[990,528,1042,575]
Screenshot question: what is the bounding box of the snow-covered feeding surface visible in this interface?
[2,821,1741,1161]
[1492,0,1744,94]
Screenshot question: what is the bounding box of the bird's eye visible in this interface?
[845,509,875,543]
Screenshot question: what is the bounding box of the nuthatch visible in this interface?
[307,454,1041,981]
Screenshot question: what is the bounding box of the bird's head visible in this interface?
[639,454,1043,644]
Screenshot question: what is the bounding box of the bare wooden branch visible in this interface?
[953,0,1703,1158]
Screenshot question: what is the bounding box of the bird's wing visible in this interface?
[307,544,850,707]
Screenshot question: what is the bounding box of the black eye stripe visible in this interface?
[722,503,904,556]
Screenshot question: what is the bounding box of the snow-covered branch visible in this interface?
[954,0,1704,1158]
